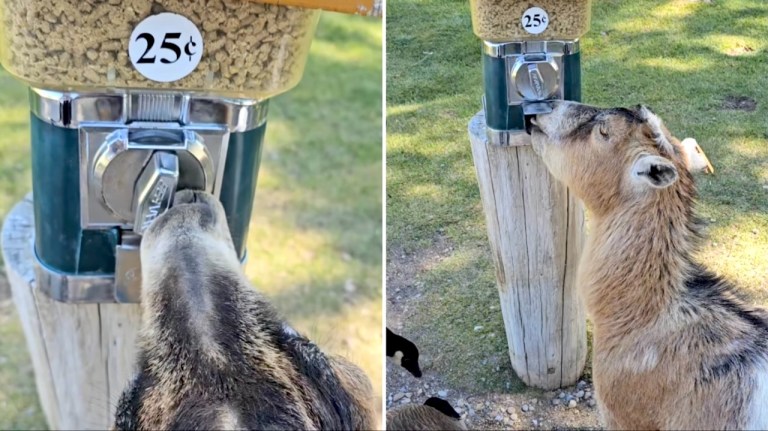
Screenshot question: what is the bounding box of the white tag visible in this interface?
[521,7,549,35]
[128,13,204,83]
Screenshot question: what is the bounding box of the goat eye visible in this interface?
[598,123,609,138]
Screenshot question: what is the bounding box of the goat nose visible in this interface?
[524,114,535,135]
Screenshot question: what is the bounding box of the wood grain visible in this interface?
[469,113,587,389]
[2,195,142,430]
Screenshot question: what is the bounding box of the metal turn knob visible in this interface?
[132,151,179,235]
[510,54,560,102]
[90,129,214,229]
[527,64,546,99]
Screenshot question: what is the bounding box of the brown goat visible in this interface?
[530,101,768,430]
[113,190,377,430]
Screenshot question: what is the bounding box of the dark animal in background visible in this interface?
[387,328,422,378]
[113,190,377,430]
[387,397,466,430]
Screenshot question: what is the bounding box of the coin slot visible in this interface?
[129,129,185,148]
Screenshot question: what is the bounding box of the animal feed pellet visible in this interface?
[0,0,319,98]
[470,0,591,42]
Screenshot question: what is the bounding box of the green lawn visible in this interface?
[0,12,382,429]
[387,0,768,392]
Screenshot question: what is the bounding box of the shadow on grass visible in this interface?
[410,240,525,393]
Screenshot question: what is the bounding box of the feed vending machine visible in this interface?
[469,0,592,145]
[0,0,320,302]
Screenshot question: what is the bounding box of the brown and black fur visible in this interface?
[530,101,768,430]
[113,190,376,430]
[387,397,466,430]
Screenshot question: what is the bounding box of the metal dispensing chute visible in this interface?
[470,0,592,145]
[0,1,321,303]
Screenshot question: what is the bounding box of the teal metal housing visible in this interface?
[483,51,581,132]
[31,114,266,277]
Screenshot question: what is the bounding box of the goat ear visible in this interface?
[680,138,715,174]
[632,154,678,189]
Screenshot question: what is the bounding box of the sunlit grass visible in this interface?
[0,11,381,429]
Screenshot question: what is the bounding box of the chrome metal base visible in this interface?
[35,246,250,304]
[486,127,530,147]
[480,96,548,147]
[30,88,268,132]
[35,257,118,303]
[483,39,580,59]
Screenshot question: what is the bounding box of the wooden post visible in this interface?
[1,194,142,430]
[469,112,587,389]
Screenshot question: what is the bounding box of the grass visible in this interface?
[387,0,768,392]
[0,301,47,429]
[0,12,381,429]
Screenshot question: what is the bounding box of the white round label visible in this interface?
[128,13,204,83]
[521,7,549,35]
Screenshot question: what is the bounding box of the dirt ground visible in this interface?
[386,241,602,430]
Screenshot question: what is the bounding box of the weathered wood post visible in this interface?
[2,195,142,430]
[467,0,592,391]
[469,114,587,389]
